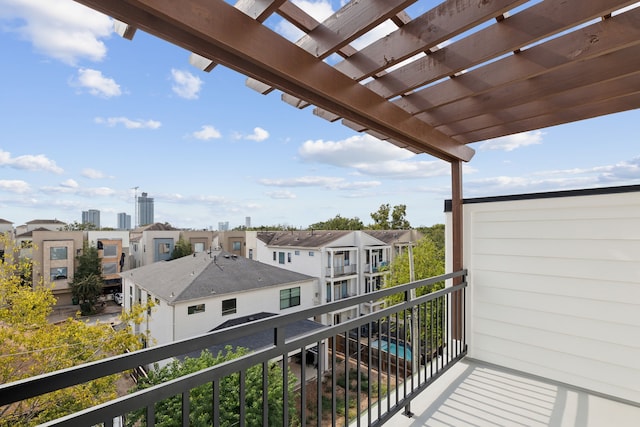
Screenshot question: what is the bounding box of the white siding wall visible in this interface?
[448,190,640,403]
[170,279,317,341]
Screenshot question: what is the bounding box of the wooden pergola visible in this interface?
[72,0,640,275]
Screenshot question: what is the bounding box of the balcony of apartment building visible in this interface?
[363,246,391,277]
[325,248,358,279]
[3,0,639,425]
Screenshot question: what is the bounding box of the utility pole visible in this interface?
[132,186,139,228]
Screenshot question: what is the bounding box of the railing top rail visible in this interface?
[0,269,467,406]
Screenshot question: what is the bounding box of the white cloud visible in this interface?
[0,179,30,193]
[171,69,202,100]
[73,68,121,97]
[479,131,544,152]
[95,117,161,129]
[276,0,334,41]
[298,133,450,178]
[81,168,106,179]
[259,175,380,190]
[266,190,297,199]
[0,149,63,173]
[60,178,78,188]
[0,0,113,65]
[245,127,269,142]
[192,125,222,140]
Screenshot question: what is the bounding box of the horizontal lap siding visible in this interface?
[465,192,640,403]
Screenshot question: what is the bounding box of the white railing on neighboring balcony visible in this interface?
[0,271,467,427]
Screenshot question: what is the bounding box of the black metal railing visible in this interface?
[0,270,467,427]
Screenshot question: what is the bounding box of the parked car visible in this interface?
[113,292,123,305]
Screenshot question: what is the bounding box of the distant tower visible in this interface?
[218,221,229,231]
[117,212,132,230]
[137,192,154,226]
[82,209,100,228]
[245,216,251,228]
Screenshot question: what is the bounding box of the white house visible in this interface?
[120,250,319,348]
[254,230,422,325]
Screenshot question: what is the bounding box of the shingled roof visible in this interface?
[122,250,314,304]
[257,230,352,248]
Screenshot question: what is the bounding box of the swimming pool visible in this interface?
[371,339,412,361]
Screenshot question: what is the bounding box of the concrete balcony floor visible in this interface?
[388,359,640,427]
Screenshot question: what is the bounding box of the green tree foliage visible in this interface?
[128,347,299,427]
[370,204,411,229]
[170,237,193,259]
[0,235,147,426]
[418,224,445,256]
[308,214,364,230]
[59,221,98,231]
[70,242,104,315]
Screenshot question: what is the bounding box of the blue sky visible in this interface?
[1,0,638,230]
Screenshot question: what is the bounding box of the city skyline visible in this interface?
[0,1,638,230]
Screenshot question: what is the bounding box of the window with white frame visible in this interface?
[280,287,301,310]
[188,304,205,315]
[222,298,237,315]
[50,247,67,260]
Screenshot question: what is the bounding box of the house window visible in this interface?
[50,267,67,281]
[232,241,241,251]
[248,249,253,259]
[278,252,285,264]
[133,243,138,252]
[326,284,331,303]
[103,244,117,258]
[287,253,292,263]
[280,287,300,310]
[103,262,117,274]
[188,304,206,315]
[309,251,314,257]
[273,251,276,261]
[222,298,237,316]
[50,247,67,260]
[295,250,300,256]
[158,243,171,254]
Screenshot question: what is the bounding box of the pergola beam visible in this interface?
[73,0,474,163]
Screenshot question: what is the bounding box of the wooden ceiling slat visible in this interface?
[295,0,416,59]
[416,43,640,129]
[455,92,640,143]
[76,0,472,162]
[439,73,640,138]
[333,0,526,81]
[366,0,638,99]
[395,6,640,115]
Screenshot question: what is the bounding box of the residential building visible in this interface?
[137,192,154,226]
[117,212,131,230]
[0,218,14,259]
[28,230,85,305]
[180,230,218,254]
[15,219,66,236]
[87,230,131,294]
[129,223,181,268]
[255,230,407,323]
[81,209,100,229]
[120,250,319,347]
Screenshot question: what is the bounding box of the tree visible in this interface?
[171,238,193,259]
[70,242,104,315]
[369,204,411,229]
[418,224,445,256]
[308,214,364,230]
[60,221,98,231]
[0,235,147,426]
[127,347,299,427]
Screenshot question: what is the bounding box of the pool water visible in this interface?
[372,339,412,361]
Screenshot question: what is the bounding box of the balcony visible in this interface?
[326,264,357,278]
[0,271,468,426]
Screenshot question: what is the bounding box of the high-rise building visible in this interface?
[218,221,229,231]
[117,212,132,230]
[82,209,100,229]
[137,192,154,226]
[245,216,251,228]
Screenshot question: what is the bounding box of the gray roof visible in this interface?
[257,230,351,248]
[181,312,324,360]
[25,219,66,224]
[122,251,314,304]
[0,219,12,224]
[364,230,418,244]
